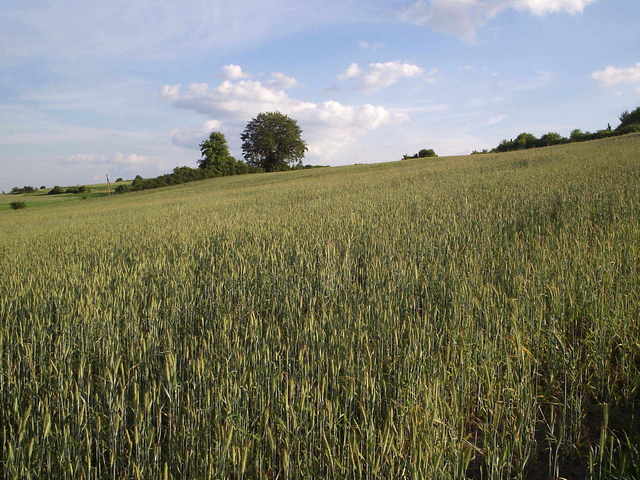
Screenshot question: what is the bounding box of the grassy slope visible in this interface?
[1,134,639,478]
[0,181,130,212]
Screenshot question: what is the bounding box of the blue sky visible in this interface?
[1,0,639,190]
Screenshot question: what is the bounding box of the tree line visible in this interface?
[402,148,438,160]
[116,112,311,194]
[473,106,640,154]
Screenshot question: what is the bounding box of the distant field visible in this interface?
[0,181,131,211]
[1,135,639,478]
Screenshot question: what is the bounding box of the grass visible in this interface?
[0,181,130,212]
[1,134,639,479]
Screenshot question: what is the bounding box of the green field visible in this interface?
[1,135,639,478]
[0,181,131,212]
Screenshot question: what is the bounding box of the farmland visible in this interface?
[1,134,639,478]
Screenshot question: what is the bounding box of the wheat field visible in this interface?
[1,134,639,479]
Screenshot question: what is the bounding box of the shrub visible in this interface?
[616,123,640,135]
[418,148,437,158]
[617,107,640,130]
[10,186,35,194]
[65,186,89,194]
[9,201,26,210]
[115,185,130,194]
[115,178,124,183]
[48,186,66,195]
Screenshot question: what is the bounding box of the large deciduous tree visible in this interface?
[241,112,307,172]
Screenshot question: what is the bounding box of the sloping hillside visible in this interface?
[1,134,639,478]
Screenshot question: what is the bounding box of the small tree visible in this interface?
[417,148,437,158]
[48,186,65,195]
[241,112,307,172]
[539,132,565,147]
[570,129,585,142]
[198,132,232,170]
[515,133,538,150]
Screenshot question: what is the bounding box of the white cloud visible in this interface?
[363,62,425,90]
[222,65,248,80]
[171,120,223,149]
[400,0,596,40]
[339,63,362,80]
[269,72,298,89]
[486,113,507,125]
[162,69,408,160]
[338,62,431,91]
[517,0,595,15]
[592,63,640,87]
[359,40,384,50]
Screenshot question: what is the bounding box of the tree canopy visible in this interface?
[241,112,307,172]
[198,132,232,170]
[618,107,640,130]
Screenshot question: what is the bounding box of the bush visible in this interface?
[9,201,26,210]
[616,123,640,135]
[48,186,66,195]
[115,178,124,183]
[114,185,130,194]
[418,149,437,158]
[64,186,89,194]
[10,186,35,194]
[617,107,640,130]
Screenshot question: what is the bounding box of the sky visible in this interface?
[1,0,639,190]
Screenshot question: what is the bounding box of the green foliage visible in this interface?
[198,132,232,170]
[570,129,586,142]
[418,148,437,158]
[65,186,89,194]
[125,163,261,194]
[489,105,639,154]
[515,132,538,149]
[403,149,438,159]
[10,186,35,194]
[539,132,566,147]
[241,112,308,172]
[48,186,66,195]
[617,107,640,130]
[115,178,124,183]
[9,201,26,209]
[616,123,640,135]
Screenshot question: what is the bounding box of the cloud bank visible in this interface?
[163,67,409,159]
[338,62,435,92]
[400,0,596,40]
[592,63,640,87]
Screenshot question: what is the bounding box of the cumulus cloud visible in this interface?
[223,65,248,80]
[339,63,362,80]
[359,40,384,50]
[400,0,596,40]
[171,120,223,149]
[592,63,640,87]
[269,72,298,89]
[338,62,432,91]
[162,70,408,159]
[486,113,507,125]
